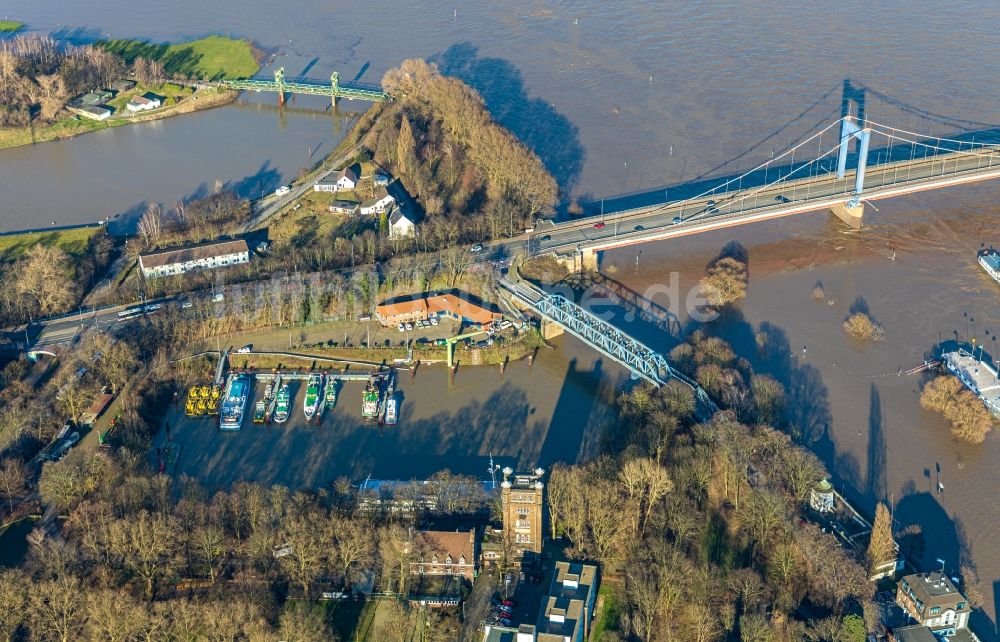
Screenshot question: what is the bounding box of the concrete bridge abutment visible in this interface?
[830,201,864,229]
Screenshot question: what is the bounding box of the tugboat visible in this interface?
[253,400,266,423]
[979,248,1000,285]
[324,376,338,410]
[362,376,380,420]
[303,374,323,421]
[274,384,291,424]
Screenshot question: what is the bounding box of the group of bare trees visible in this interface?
[547,327,874,642]
[920,375,994,443]
[376,58,557,233]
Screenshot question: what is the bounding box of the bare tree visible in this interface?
[138,203,163,249]
[29,576,85,642]
[0,569,27,642]
[108,510,178,598]
[0,458,26,515]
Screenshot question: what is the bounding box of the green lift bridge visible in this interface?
[221,68,389,105]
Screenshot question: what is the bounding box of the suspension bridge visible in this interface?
[537,112,1000,269]
[220,67,389,105]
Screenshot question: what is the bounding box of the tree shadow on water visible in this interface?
[430,43,586,194]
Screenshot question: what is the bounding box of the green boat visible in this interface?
[303,374,322,420]
[362,376,379,419]
[324,377,338,410]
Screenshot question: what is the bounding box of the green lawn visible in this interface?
[98,35,259,80]
[0,20,23,32]
[591,584,623,642]
[0,227,101,263]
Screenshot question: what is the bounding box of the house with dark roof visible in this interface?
[388,209,416,238]
[139,239,250,279]
[896,572,971,636]
[332,166,359,191]
[328,198,360,215]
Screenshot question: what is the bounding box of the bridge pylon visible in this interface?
[832,115,871,229]
[275,67,286,106]
[331,72,339,109]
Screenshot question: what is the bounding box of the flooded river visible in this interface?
[4,0,1000,632]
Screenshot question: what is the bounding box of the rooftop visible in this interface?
[410,529,475,564]
[900,572,967,608]
[894,625,939,642]
[549,561,597,602]
[537,595,584,641]
[361,186,392,206]
[942,349,1000,413]
[139,238,249,269]
[426,292,501,326]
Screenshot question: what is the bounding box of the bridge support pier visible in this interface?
[830,201,864,229]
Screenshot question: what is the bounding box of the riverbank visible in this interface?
[0,87,238,150]
[0,225,103,262]
[0,20,23,32]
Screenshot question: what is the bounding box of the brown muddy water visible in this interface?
[159,334,622,489]
[604,183,1000,635]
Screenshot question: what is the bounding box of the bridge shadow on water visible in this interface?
[430,43,586,194]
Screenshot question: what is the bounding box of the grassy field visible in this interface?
[591,584,623,642]
[0,226,101,263]
[0,20,23,32]
[98,35,260,80]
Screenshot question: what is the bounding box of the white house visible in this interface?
[139,239,250,279]
[360,186,396,215]
[313,181,337,193]
[333,167,358,191]
[126,93,162,112]
[388,210,416,239]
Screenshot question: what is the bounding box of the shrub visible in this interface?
[843,312,885,342]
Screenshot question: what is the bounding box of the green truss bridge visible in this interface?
[221,67,389,105]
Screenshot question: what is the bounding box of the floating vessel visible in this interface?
[303,374,323,420]
[274,384,291,423]
[206,398,219,416]
[263,377,276,401]
[219,375,249,430]
[324,376,338,410]
[362,376,380,419]
[385,397,398,425]
[979,249,1000,285]
[941,347,1000,416]
[253,400,266,423]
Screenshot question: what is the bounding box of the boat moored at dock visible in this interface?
[219,375,250,430]
[274,383,291,423]
[941,347,1000,416]
[303,374,323,421]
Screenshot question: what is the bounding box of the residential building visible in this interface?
[111,80,136,93]
[500,467,545,565]
[360,186,396,215]
[896,572,971,636]
[138,239,250,279]
[388,209,416,238]
[893,625,981,642]
[328,199,360,215]
[407,530,477,581]
[127,93,161,112]
[313,180,338,192]
[332,166,358,190]
[375,291,502,329]
[80,392,115,428]
[483,562,600,642]
[73,105,112,121]
[77,91,113,106]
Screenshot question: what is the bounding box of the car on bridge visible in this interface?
[671,216,682,225]
[775,194,791,203]
[593,221,605,229]
[634,225,645,231]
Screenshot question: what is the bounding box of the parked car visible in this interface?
[275,185,291,196]
[539,234,552,241]
[430,317,439,326]
[397,323,405,332]
[404,322,413,331]
[236,345,253,354]
[471,243,484,253]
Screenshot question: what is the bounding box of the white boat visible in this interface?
[385,396,398,425]
[303,374,322,420]
[219,375,249,430]
[979,249,1000,285]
